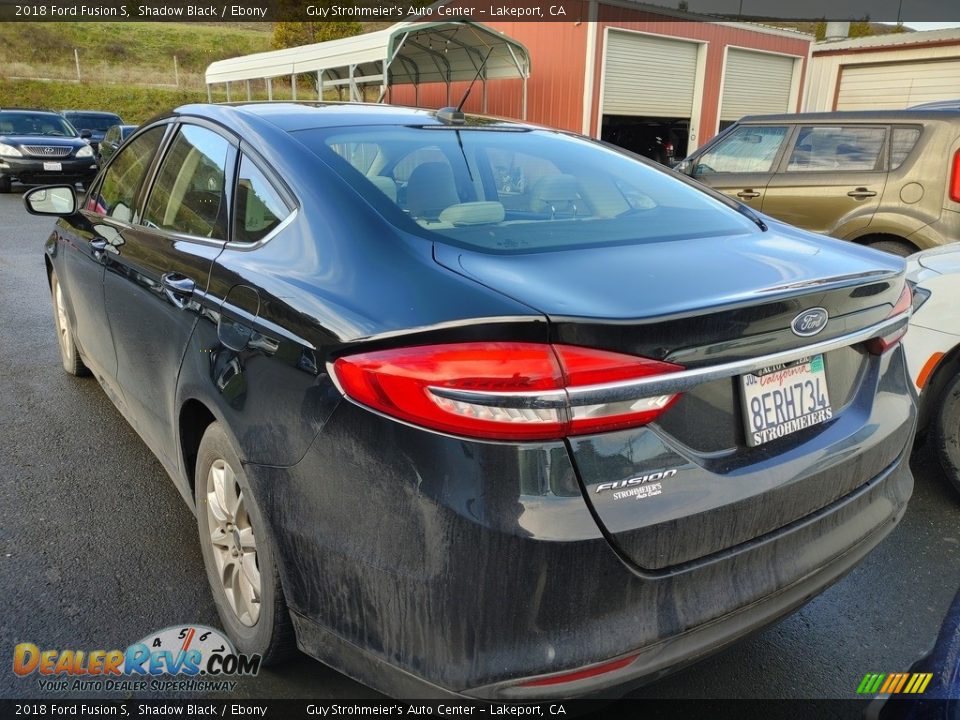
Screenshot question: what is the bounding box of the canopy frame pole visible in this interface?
[505,44,529,120]
[206,84,212,102]
[246,80,251,100]
[267,77,273,101]
[291,72,297,100]
[349,64,358,102]
[226,81,232,102]
[317,70,324,100]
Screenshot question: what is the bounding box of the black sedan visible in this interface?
[25,102,917,698]
[0,109,99,192]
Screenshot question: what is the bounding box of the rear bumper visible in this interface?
[273,440,912,699]
[470,447,912,699]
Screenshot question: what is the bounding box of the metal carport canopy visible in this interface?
[204,21,531,113]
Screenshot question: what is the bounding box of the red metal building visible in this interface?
[390,3,812,158]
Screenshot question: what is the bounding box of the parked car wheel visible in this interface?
[868,239,916,257]
[50,271,88,376]
[0,177,11,194]
[934,372,960,497]
[195,422,295,663]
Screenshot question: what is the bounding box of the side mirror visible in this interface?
[674,159,693,176]
[80,129,93,139]
[23,185,78,216]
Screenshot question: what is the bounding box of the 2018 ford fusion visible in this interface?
[25,102,917,698]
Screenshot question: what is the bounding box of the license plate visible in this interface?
[741,354,833,447]
[43,161,62,171]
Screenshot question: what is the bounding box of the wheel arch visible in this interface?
[918,343,960,435]
[851,232,919,255]
[178,398,218,502]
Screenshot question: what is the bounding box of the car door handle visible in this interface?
[90,239,108,251]
[736,190,761,199]
[161,273,196,309]
[847,188,877,199]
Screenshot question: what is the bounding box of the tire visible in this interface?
[0,177,11,193]
[195,422,296,663]
[868,239,916,257]
[933,372,960,498]
[50,271,89,376]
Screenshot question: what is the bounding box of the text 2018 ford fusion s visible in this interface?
[25,102,917,698]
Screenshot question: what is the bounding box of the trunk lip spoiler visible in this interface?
[425,310,911,409]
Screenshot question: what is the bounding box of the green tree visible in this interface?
[272,21,362,50]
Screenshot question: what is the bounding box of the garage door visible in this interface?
[601,30,699,116]
[720,49,797,122]
[836,59,960,110]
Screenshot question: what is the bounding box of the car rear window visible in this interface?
[295,125,758,254]
[66,113,121,132]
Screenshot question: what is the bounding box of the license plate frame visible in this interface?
[42,161,62,171]
[741,354,833,447]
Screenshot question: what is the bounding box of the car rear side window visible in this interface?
[85,126,165,222]
[694,125,789,175]
[233,154,290,244]
[890,127,921,169]
[143,125,230,239]
[785,126,886,172]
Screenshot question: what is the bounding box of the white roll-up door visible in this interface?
[601,30,698,117]
[836,60,960,110]
[720,49,797,122]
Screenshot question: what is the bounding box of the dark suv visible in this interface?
[61,110,123,154]
[0,109,98,192]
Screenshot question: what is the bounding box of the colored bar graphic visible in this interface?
[857,672,934,695]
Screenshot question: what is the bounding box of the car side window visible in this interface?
[85,126,165,222]
[785,126,886,173]
[694,126,788,175]
[891,127,921,169]
[233,155,291,244]
[142,125,230,239]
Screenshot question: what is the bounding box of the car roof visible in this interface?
[61,110,122,116]
[172,101,538,133]
[0,108,64,116]
[736,110,959,123]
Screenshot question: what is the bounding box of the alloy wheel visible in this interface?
[205,458,261,627]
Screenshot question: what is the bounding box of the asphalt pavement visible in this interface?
[1,190,958,701]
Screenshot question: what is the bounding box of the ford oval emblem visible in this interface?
[791,308,829,337]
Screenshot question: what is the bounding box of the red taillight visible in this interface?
[866,284,912,355]
[332,343,683,441]
[950,149,960,203]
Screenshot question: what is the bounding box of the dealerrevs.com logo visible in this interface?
[14,625,261,693]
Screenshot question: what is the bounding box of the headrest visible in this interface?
[438,202,505,226]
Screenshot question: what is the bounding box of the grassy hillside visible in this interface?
[0,22,273,89]
[0,79,235,124]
